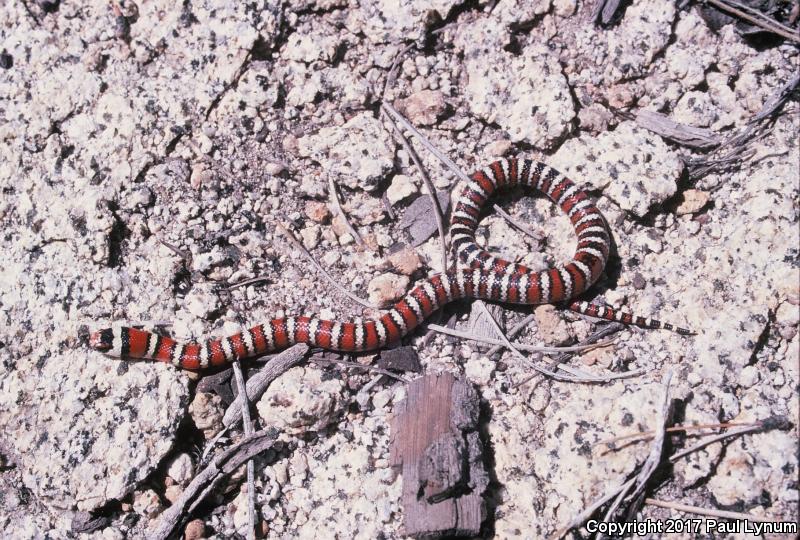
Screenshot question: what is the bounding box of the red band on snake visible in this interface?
[89,158,691,370]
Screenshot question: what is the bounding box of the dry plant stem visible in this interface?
[427,323,611,354]
[486,314,536,357]
[327,175,364,245]
[222,344,309,427]
[231,359,257,540]
[667,424,764,463]
[382,102,473,185]
[554,420,775,539]
[470,302,637,383]
[753,71,800,123]
[201,425,231,463]
[623,371,673,518]
[382,42,417,97]
[644,498,781,523]
[690,71,799,178]
[159,238,191,261]
[512,323,626,388]
[275,222,377,310]
[310,355,410,382]
[704,0,800,42]
[558,372,673,540]
[597,421,760,447]
[492,204,545,241]
[150,430,277,540]
[597,371,672,534]
[380,107,448,271]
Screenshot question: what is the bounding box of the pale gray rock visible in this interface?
[672,90,719,127]
[551,121,683,217]
[283,24,343,64]
[367,273,410,307]
[491,0,552,25]
[386,174,417,204]
[188,391,225,440]
[603,0,676,83]
[297,112,395,192]
[256,367,346,434]
[166,453,195,486]
[465,42,574,149]
[663,9,719,90]
[355,0,461,43]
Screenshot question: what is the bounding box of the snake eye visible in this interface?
[89,329,114,352]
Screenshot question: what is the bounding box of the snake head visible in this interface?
[89,328,114,352]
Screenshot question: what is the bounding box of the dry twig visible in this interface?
[380,105,449,271]
[596,420,760,447]
[491,203,546,242]
[275,222,377,310]
[689,72,800,178]
[486,313,536,357]
[222,344,309,427]
[310,355,411,382]
[382,102,472,184]
[644,497,781,523]
[513,323,625,388]
[150,430,278,540]
[231,359,257,540]
[553,415,789,538]
[459,302,640,383]
[427,323,612,355]
[327,175,364,246]
[703,0,800,43]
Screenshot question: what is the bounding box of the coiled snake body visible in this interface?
[90,158,690,370]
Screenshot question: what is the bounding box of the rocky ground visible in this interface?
[0,0,798,538]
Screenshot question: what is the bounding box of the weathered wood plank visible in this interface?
[390,372,488,537]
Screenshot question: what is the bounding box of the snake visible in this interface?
[90,158,691,370]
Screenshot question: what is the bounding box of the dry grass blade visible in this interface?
[159,238,191,262]
[704,0,800,42]
[553,416,788,538]
[460,302,638,383]
[225,275,271,290]
[231,358,257,540]
[427,323,613,354]
[596,372,672,537]
[275,222,377,310]
[310,355,411,382]
[512,323,626,388]
[486,313,536,357]
[381,102,473,184]
[380,106,448,271]
[623,370,672,516]
[644,497,781,523]
[382,42,417,98]
[595,420,760,447]
[690,71,799,178]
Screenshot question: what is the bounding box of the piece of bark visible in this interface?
[149,429,278,540]
[390,373,487,538]
[635,110,720,150]
[378,346,421,373]
[196,368,235,405]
